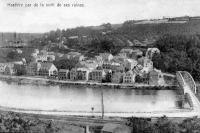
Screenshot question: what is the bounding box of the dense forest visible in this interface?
[152,34,200,81]
[30,19,200,55]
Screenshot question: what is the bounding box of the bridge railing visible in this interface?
[180,71,197,94]
[176,71,186,93]
[176,71,197,94]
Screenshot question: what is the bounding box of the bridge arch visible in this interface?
[176,71,197,94]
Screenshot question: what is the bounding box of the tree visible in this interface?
[7,51,21,60]
[14,65,26,76]
[53,59,78,70]
[152,34,200,80]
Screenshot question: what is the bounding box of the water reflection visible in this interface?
[0,81,183,113]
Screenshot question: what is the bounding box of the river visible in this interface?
[0,81,184,114]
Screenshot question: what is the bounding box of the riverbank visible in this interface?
[0,74,176,89]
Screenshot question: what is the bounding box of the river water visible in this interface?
[0,81,184,113]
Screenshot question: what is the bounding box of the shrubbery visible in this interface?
[127,116,200,133]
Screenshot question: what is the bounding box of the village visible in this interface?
[0,46,170,86]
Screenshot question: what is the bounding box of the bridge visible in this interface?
[176,71,200,116]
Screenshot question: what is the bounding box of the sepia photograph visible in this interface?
[0,0,200,132]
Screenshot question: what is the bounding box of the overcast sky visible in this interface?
[0,0,200,33]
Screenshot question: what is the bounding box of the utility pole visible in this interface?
[1,33,3,44]
[101,87,104,119]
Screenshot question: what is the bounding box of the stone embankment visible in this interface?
[0,74,176,89]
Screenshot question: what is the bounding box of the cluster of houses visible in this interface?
[0,48,165,85]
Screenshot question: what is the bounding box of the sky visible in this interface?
[0,0,200,33]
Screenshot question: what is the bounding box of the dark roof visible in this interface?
[59,69,69,72]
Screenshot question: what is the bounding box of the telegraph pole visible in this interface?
[101,87,104,119]
[1,33,3,45]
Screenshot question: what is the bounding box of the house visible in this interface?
[4,65,16,75]
[69,68,78,80]
[79,59,98,70]
[89,68,106,82]
[124,59,138,71]
[47,54,55,62]
[123,70,136,84]
[0,63,7,74]
[66,52,85,61]
[26,62,40,76]
[120,48,134,58]
[138,57,153,73]
[133,39,143,46]
[119,48,143,59]
[131,49,143,59]
[95,56,104,66]
[99,53,113,62]
[38,63,58,78]
[35,54,48,62]
[13,64,26,75]
[102,61,112,70]
[101,123,131,133]
[58,69,69,80]
[111,62,125,73]
[149,69,165,85]
[117,53,127,58]
[34,49,40,54]
[16,48,22,54]
[112,72,123,83]
[40,50,47,55]
[31,49,39,58]
[77,67,90,81]
[133,64,144,76]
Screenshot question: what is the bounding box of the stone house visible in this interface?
[123,70,136,84]
[77,67,90,81]
[89,68,106,82]
[69,68,78,80]
[58,69,69,80]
